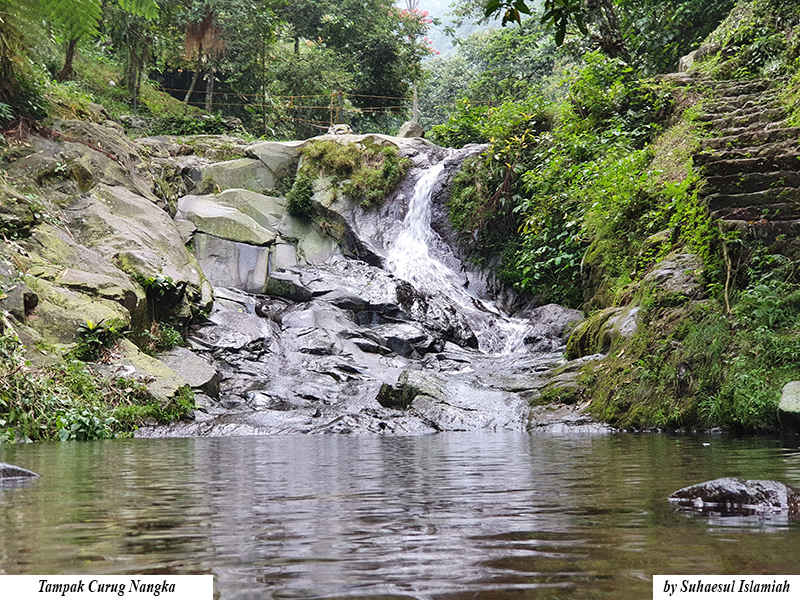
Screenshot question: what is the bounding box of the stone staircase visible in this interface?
[691,78,800,232]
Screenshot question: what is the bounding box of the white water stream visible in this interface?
[386,159,531,354]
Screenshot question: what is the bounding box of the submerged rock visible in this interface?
[669,478,800,517]
[0,463,39,479]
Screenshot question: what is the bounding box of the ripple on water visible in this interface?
[0,434,799,599]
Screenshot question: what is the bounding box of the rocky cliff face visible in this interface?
[1,123,593,436]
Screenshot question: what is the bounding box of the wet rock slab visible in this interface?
[669,478,800,517]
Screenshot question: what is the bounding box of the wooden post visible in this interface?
[412,83,420,122]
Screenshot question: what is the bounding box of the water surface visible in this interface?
[1,434,799,599]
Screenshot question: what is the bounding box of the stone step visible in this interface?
[721,218,800,233]
[700,154,800,176]
[698,103,783,123]
[715,119,790,139]
[709,79,772,97]
[704,171,800,195]
[702,128,800,151]
[693,141,800,165]
[702,92,779,114]
[701,107,786,131]
[711,202,800,221]
[705,187,800,210]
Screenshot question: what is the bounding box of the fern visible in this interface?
[46,0,157,41]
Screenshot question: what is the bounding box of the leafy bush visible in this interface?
[429,95,550,147]
[56,408,116,441]
[69,318,128,361]
[287,171,315,218]
[0,322,194,443]
[135,321,184,356]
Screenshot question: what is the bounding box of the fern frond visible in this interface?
[45,0,102,40]
[117,0,158,20]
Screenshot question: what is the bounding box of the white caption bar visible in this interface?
[0,575,213,599]
[654,575,800,599]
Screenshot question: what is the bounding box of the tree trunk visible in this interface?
[294,36,299,55]
[184,68,201,104]
[204,66,215,111]
[57,38,80,82]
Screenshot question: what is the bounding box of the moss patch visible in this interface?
[295,139,411,208]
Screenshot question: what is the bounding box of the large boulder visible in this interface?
[199,158,277,194]
[669,478,800,517]
[779,381,800,433]
[25,223,145,319]
[245,140,303,182]
[176,195,277,246]
[65,184,213,316]
[23,277,131,345]
[397,120,424,138]
[641,252,704,298]
[158,346,220,398]
[99,339,189,402]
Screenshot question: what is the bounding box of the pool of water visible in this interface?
[1,433,799,599]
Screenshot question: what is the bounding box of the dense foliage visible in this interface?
[0,0,436,137]
[427,0,800,431]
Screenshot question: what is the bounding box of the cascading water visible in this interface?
[387,158,531,354]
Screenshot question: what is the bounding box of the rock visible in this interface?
[678,43,720,72]
[378,369,530,431]
[193,234,270,294]
[641,252,703,298]
[327,124,353,135]
[397,120,425,138]
[176,195,277,246]
[25,223,145,319]
[0,463,39,479]
[199,158,277,194]
[190,307,273,351]
[23,277,131,344]
[778,381,800,433]
[262,261,478,349]
[515,303,583,351]
[669,478,800,517]
[264,270,313,302]
[158,346,220,398]
[371,323,439,357]
[65,184,212,316]
[566,305,639,359]
[102,339,189,402]
[245,140,303,180]
[0,283,37,322]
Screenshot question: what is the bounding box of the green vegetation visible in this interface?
[0,0,435,138]
[292,140,412,210]
[286,171,315,218]
[69,318,129,361]
[426,0,800,431]
[0,321,193,442]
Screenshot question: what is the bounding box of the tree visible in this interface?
[482,0,736,71]
[45,0,158,82]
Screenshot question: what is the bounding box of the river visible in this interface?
[2,433,799,598]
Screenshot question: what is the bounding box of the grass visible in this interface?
[0,321,194,443]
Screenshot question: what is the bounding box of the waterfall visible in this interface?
[386,159,531,354]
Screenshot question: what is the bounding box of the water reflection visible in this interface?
[0,434,798,599]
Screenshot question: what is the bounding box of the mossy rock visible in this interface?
[566,306,640,359]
